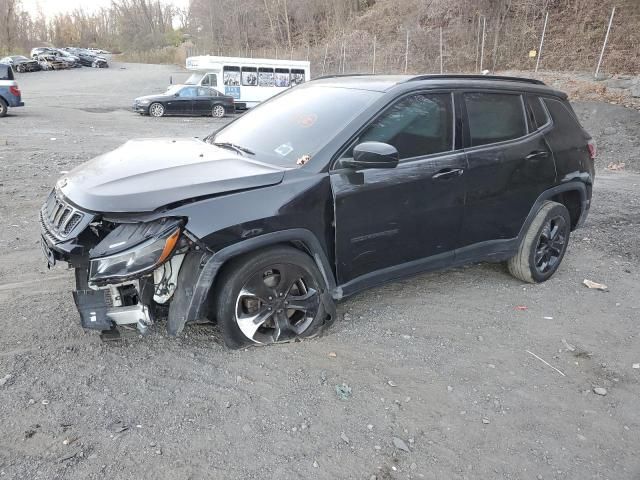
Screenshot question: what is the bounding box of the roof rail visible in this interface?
[406,74,545,85]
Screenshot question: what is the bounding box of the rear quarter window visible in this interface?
[527,95,550,129]
[464,92,527,147]
[0,64,14,81]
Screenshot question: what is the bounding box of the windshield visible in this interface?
[211,86,381,167]
[185,73,203,85]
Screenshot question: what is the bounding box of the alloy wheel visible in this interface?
[235,263,320,344]
[149,103,164,117]
[534,215,567,274]
[212,105,225,118]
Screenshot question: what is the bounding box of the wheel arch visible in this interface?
[167,228,337,335]
[518,182,589,241]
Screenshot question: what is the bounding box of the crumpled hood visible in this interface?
[59,138,285,213]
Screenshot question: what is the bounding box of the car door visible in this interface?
[458,91,556,256]
[193,87,214,114]
[330,92,467,286]
[166,86,196,114]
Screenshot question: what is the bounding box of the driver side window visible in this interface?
[345,93,453,160]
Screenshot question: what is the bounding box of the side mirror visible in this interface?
[341,142,399,170]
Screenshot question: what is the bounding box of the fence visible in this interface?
[186,3,639,79]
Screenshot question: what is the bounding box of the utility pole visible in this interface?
[404,30,409,73]
[595,7,616,78]
[535,11,549,72]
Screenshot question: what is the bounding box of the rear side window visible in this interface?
[464,93,527,147]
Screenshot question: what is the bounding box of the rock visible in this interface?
[367,424,373,430]
[631,84,640,98]
[41,400,49,405]
[482,418,490,424]
[340,432,350,444]
[155,449,162,455]
[328,352,337,358]
[593,387,607,396]
[387,380,398,387]
[392,436,410,452]
[447,385,454,392]
[632,363,640,369]
[313,460,319,468]
[0,374,12,386]
[369,476,377,480]
[335,383,352,400]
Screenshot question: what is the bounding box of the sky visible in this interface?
[22,0,189,18]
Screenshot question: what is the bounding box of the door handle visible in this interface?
[432,168,464,180]
[525,151,549,160]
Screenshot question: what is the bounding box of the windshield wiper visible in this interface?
[211,141,255,156]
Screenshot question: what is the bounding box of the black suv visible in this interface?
[40,75,595,347]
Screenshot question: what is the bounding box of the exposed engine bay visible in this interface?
[40,188,200,337]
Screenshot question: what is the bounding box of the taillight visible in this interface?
[9,85,20,97]
[587,140,596,160]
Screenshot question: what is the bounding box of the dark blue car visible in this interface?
[0,64,24,117]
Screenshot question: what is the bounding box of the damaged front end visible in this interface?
[40,188,202,337]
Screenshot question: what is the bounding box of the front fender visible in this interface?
[167,228,337,335]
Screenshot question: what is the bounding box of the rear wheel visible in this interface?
[149,102,165,117]
[212,104,225,118]
[214,246,328,349]
[508,201,571,283]
[16,64,24,73]
[0,99,7,118]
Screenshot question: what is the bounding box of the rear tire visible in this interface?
[0,99,7,118]
[508,201,571,283]
[214,246,329,349]
[212,104,225,118]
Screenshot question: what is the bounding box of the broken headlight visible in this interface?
[89,219,182,284]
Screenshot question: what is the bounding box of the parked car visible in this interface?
[0,55,41,73]
[63,48,109,68]
[0,64,24,117]
[40,74,595,346]
[53,49,82,68]
[132,85,235,117]
[36,54,71,71]
[31,47,56,58]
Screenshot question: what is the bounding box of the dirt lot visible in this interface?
[0,63,639,480]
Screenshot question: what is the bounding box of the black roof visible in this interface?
[311,74,565,98]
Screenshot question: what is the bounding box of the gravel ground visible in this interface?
[0,63,639,480]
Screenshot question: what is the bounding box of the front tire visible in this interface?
[212,104,225,118]
[149,102,165,117]
[214,246,328,349]
[508,201,571,283]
